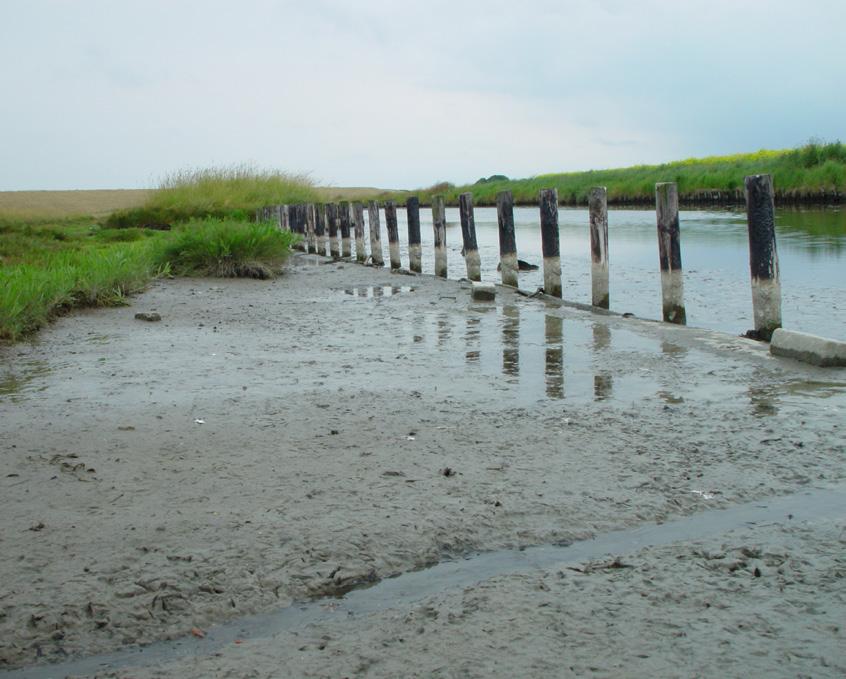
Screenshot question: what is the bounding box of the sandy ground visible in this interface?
[1,254,844,677]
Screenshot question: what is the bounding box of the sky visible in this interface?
[1,0,844,191]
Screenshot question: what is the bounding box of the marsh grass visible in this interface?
[376,142,846,206]
[1,215,298,341]
[157,219,298,279]
[0,241,165,341]
[106,165,319,228]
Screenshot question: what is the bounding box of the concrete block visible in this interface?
[471,282,496,302]
[770,328,846,367]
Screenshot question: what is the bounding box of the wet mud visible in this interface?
[1,254,844,676]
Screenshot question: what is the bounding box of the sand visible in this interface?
[1,254,844,677]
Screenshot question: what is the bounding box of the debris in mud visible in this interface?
[191,627,205,638]
[134,312,162,322]
[440,467,457,477]
[382,471,406,477]
[194,419,205,424]
[567,556,634,574]
[28,521,45,532]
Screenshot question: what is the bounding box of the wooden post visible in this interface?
[327,203,340,259]
[305,203,317,254]
[315,203,327,255]
[406,197,422,273]
[458,192,481,281]
[339,201,352,258]
[368,201,384,266]
[352,201,367,263]
[539,189,562,298]
[497,190,518,287]
[655,182,686,324]
[589,187,609,308]
[275,205,282,230]
[385,200,402,269]
[288,205,302,251]
[745,174,781,341]
[280,204,290,231]
[432,194,447,278]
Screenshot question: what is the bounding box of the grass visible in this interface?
[0,189,151,220]
[156,218,298,279]
[372,141,846,206]
[0,215,298,342]
[106,165,320,228]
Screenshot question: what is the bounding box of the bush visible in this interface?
[155,219,298,279]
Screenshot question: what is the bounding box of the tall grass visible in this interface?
[373,142,846,206]
[106,165,319,228]
[0,241,164,341]
[156,218,298,279]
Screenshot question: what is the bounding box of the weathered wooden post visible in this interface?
[406,197,422,273]
[305,203,317,254]
[432,195,448,278]
[315,203,327,254]
[384,200,402,269]
[339,201,352,258]
[280,204,290,231]
[539,189,562,297]
[327,203,340,259]
[655,182,686,324]
[497,190,518,287]
[589,187,609,308]
[352,201,367,263]
[368,201,384,266]
[745,174,781,340]
[458,192,481,281]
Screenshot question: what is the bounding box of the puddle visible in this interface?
[5,485,843,679]
[340,286,414,298]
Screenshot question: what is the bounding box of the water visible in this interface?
[356,206,846,340]
[5,485,844,679]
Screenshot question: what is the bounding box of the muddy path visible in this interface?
[1,254,844,674]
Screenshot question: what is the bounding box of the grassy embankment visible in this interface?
[376,141,846,207]
[1,168,316,342]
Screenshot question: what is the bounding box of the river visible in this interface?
[370,206,845,340]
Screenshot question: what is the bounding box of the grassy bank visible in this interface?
[106,166,319,228]
[374,142,846,207]
[0,215,297,342]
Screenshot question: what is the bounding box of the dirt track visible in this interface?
[1,254,844,677]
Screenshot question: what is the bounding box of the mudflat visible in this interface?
[1,254,844,677]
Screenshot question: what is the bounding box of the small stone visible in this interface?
[134,312,161,322]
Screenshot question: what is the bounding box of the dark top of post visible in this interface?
[432,195,446,248]
[326,203,338,237]
[656,183,681,272]
[496,191,516,255]
[745,174,778,280]
[385,201,399,242]
[406,197,421,245]
[539,189,560,258]
[315,203,326,236]
[458,192,478,251]
[339,202,351,238]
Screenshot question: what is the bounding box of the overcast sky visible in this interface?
[1,0,843,190]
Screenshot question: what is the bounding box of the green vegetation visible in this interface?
[157,218,297,279]
[106,165,319,228]
[0,218,166,340]
[377,142,846,206]
[1,214,297,342]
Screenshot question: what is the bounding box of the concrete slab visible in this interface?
[770,328,846,367]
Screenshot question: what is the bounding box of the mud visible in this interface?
[1,253,845,676]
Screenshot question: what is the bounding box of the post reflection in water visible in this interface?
[544,314,564,399]
[436,313,451,348]
[501,305,520,381]
[748,384,778,417]
[592,323,613,400]
[661,340,688,358]
[465,316,481,365]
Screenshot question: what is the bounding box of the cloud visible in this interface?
[0,0,843,189]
